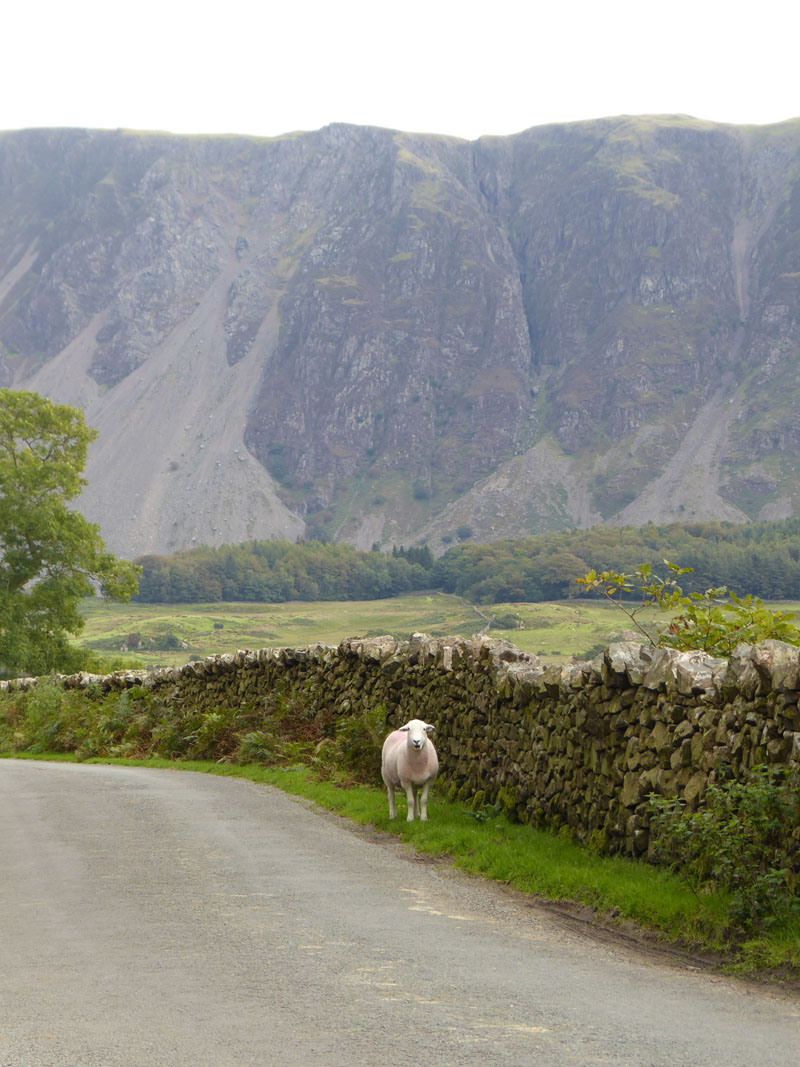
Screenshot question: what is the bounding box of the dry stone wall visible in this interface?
[7,634,800,858]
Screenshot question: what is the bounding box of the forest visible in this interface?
[134,540,433,603]
[133,519,800,604]
[433,519,800,603]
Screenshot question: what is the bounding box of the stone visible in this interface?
[673,719,695,741]
[749,640,800,693]
[683,771,707,809]
[604,642,654,686]
[674,651,725,697]
[620,771,643,807]
[648,720,671,750]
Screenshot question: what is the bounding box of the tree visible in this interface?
[0,389,140,676]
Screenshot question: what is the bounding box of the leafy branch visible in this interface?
[577,561,800,656]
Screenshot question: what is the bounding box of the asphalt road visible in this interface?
[2,760,799,1066]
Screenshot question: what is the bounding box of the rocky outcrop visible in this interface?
[2,117,800,555]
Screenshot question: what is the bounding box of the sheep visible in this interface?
[381,719,438,821]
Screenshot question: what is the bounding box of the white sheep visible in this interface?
[381,719,439,821]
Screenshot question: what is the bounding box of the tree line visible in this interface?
[134,541,434,603]
[433,519,800,603]
[134,518,800,605]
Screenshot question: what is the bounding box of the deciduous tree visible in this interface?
[0,389,140,676]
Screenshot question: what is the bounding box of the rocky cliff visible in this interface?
[2,116,800,557]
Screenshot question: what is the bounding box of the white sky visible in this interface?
[2,1,798,141]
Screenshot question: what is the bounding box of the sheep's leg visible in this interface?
[387,782,398,819]
[419,781,431,821]
[404,781,417,821]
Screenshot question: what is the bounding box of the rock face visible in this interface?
[2,117,800,556]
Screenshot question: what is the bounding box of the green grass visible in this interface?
[4,750,799,976]
[75,592,665,670]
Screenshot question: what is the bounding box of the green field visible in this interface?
[78,592,800,671]
[76,592,667,670]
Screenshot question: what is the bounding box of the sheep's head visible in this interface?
[401,719,435,751]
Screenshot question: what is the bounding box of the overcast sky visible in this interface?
[2,1,797,141]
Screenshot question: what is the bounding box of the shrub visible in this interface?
[235,730,278,764]
[649,766,800,932]
[183,707,240,759]
[0,681,96,754]
[0,676,389,788]
[578,561,800,656]
[154,631,186,651]
[490,612,524,630]
[325,702,387,785]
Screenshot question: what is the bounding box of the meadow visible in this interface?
[77,592,665,670]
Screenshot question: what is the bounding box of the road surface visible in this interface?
[2,760,798,1066]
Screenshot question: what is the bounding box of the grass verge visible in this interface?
[5,751,799,980]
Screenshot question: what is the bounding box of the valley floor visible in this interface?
[77,592,666,670]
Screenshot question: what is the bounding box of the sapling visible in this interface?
[577,561,800,656]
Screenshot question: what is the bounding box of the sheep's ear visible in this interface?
[400,724,410,732]
[424,723,435,733]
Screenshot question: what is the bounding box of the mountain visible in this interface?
[2,116,800,559]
